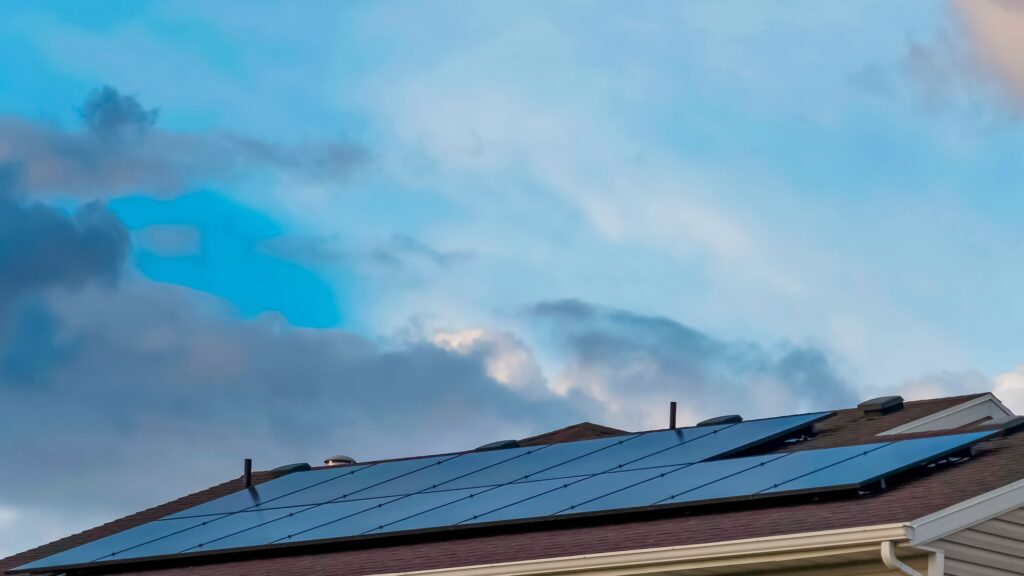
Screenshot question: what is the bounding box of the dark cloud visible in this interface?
[0,282,582,534]
[79,85,159,142]
[0,170,130,387]
[0,86,368,198]
[527,299,856,426]
[0,174,130,306]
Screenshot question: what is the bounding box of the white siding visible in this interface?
[936,508,1024,575]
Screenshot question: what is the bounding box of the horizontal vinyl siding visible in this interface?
[939,508,1024,575]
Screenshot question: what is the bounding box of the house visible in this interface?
[4,392,1024,576]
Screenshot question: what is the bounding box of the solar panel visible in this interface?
[42,410,989,574]
[14,515,228,571]
[163,464,372,520]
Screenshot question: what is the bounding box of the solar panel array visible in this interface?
[17,413,994,573]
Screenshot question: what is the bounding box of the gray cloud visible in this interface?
[373,234,474,269]
[79,85,159,142]
[0,281,582,554]
[527,299,857,427]
[0,169,130,386]
[0,86,368,198]
[260,233,473,274]
[0,171,129,307]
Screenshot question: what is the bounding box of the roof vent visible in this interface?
[475,439,520,451]
[859,396,904,415]
[272,462,312,474]
[323,454,357,466]
[697,414,743,427]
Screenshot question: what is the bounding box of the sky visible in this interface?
[2,0,1024,559]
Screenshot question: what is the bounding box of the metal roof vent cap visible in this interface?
[858,395,904,415]
[697,414,743,427]
[323,454,356,466]
[475,439,520,451]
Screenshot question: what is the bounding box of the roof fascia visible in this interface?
[375,524,909,576]
[879,394,1014,436]
[907,478,1024,545]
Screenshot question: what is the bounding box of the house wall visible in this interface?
[934,507,1024,575]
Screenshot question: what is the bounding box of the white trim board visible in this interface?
[879,394,1014,436]
[908,478,1024,545]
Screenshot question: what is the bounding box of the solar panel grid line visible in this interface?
[345,464,617,536]
[179,451,533,548]
[325,455,460,501]
[554,464,696,515]
[358,485,504,535]
[265,499,391,545]
[584,424,733,471]
[752,442,893,495]
[180,505,324,554]
[216,442,604,545]
[653,453,789,505]
[234,494,419,549]
[440,431,743,527]
[158,455,464,556]
[161,464,373,520]
[267,429,699,541]
[471,433,648,486]
[757,431,998,496]
[453,477,589,524]
[203,441,586,549]
[95,515,230,562]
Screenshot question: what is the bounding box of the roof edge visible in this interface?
[879,393,1014,436]
[374,524,909,576]
[907,477,1024,545]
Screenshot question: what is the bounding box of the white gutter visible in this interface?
[912,544,945,576]
[376,524,908,576]
[881,541,922,576]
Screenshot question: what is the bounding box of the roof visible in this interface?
[3,393,1020,576]
[517,422,628,447]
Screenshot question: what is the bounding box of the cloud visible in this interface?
[0,280,583,549]
[373,234,474,269]
[898,367,1024,415]
[899,369,991,401]
[0,86,368,198]
[953,0,1024,107]
[994,366,1024,413]
[79,85,159,142]
[0,171,130,308]
[261,233,474,272]
[433,328,547,395]
[526,299,857,429]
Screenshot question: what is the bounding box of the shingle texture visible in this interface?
[5,393,1020,576]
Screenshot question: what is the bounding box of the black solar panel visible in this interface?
[22,413,994,573]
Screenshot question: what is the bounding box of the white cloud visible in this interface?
[994,365,1024,414]
[954,0,1024,107]
[433,328,548,395]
